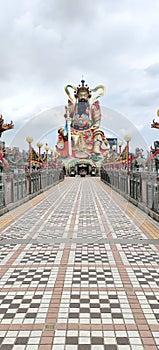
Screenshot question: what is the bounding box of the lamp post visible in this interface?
[49,148,54,168]
[118,141,123,155]
[26,136,33,174]
[37,142,43,189]
[112,145,116,169]
[50,148,53,158]
[118,141,123,170]
[45,144,50,174]
[26,136,33,195]
[37,142,43,159]
[124,135,131,175]
[52,149,56,164]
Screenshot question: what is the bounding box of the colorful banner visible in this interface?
[30,146,44,164]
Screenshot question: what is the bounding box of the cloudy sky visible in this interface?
[1,0,159,151]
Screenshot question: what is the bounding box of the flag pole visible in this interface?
[65,106,72,157]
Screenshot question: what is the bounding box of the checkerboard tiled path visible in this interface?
[0,177,159,349]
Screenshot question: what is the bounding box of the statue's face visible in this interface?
[77,88,89,101]
[79,92,88,101]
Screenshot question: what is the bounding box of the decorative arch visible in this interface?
[7,106,148,151]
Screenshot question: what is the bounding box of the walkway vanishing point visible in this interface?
[0,177,159,350]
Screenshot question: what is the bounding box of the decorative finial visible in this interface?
[81,75,85,86]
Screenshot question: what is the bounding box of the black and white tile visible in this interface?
[136,291,159,325]
[0,290,52,324]
[127,267,159,288]
[120,250,159,266]
[0,266,58,289]
[13,249,63,265]
[57,290,134,325]
[64,267,123,288]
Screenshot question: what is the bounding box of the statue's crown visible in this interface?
[74,79,92,102]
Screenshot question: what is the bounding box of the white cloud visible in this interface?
[0,0,159,151]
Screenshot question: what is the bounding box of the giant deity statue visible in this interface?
[56,79,109,160]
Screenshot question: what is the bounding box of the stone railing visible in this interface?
[101,168,159,221]
[0,168,64,215]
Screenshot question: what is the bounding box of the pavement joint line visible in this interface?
[39,180,82,342]
[89,181,115,240]
[1,237,159,245]
[88,181,108,236]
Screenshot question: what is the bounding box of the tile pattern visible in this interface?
[136,291,159,325]
[0,267,58,288]
[118,243,157,251]
[120,250,159,266]
[0,178,158,350]
[0,251,15,265]
[52,329,143,350]
[24,242,63,250]
[126,267,159,288]
[14,249,63,265]
[91,180,147,240]
[71,245,114,264]
[0,290,52,324]
[64,267,123,288]
[0,330,43,349]
[57,290,134,325]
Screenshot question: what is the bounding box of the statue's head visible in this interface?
[74,80,92,102]
[65,79,105,105]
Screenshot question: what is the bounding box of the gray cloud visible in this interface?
[0,0,159,149]
[130,89,159,107]
[145,63,159,76]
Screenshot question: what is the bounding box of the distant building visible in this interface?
[107,138,118,151]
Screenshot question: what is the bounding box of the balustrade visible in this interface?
[101,168,159,217]
[0,168,64,214]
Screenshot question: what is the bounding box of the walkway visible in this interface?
[0,177,159,350]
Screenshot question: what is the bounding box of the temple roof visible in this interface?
[0,115,14,137]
